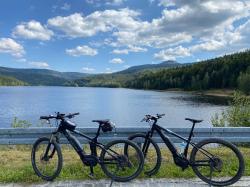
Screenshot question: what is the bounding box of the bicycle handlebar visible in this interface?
[40,112,80,120]
[141,113,165,122]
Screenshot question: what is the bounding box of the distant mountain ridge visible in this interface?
[117,60,183,74]
[0,60,183,86]
[0,66,88,86]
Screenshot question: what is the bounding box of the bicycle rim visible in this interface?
[100,140,144,182]
[32,138,62,180]
[191,139,244,186]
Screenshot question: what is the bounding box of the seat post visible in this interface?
[184,122,196,156]
[94,124,101,139]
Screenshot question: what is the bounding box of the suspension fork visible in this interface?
[44,132,60,159]
[142,130,154,157]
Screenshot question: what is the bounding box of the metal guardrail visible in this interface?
[0,127,250,145]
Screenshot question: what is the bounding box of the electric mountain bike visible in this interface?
[127,114,244,186]
[31,112,144,182]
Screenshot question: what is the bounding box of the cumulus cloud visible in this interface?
[0,38,25,57]
[112,45,147,54]
[190,40,225,52]
[9,0,249,61]
[158,0,175,7]
[110,58,124,64]
[154,46,191,61]
[48,8,140,38]
[47,0,250,52]
[29,61,49,68]
[12,20,54,41]
[66,45,98,56]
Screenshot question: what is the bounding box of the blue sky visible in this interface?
[0,0,249,73]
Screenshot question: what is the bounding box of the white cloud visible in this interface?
[0,38,25,57]
[12,20,54,41]
[22,0,250,59]
[48,9,140,38]
[29,61,49,68]
[158,0,175,7]
[112,45,147,54]
[106,0,126,6]
[112,49,129,54]
[61,3,71,11]
[82,67,95,72]
[66,45,98,56]
[86,0,125,6]
[110,58,124,64]
[154,46,191,61]
[191,40,225,52]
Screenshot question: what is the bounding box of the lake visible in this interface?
[0,87,228,128]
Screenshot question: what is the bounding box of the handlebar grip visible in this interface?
[40,116,48,120]
[66,112,80,119]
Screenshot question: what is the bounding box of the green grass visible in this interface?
[0,145,249,184]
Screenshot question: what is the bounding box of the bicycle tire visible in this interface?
[128,133,161,176]
[31,137,63,181]
[100,139,144,182]
[190,138,244,186]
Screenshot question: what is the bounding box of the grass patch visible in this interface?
[0,145,249,183]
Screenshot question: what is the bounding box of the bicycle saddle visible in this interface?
[185,118,203,124]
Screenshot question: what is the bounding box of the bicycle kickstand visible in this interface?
[109,177,114,187]
[209,164,213,187]
[88,166,95,179]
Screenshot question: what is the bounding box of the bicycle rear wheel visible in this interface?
[100,139,144,182]
[190,138,244,186]
[31,137,63,181]
[128,133,161,176]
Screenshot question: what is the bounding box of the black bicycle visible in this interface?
[127,114,245,186]
[31,112,144,182]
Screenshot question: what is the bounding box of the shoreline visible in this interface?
[0,86,236,97]
[154,88,235,98]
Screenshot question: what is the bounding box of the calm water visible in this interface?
[0,87,228,128]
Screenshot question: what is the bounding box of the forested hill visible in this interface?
[73,50,250,93]
[125,50,250,91]
[0,67,88,86]
[0,75,27,86]
[116,60,182,74]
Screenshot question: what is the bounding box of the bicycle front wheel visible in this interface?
[100,139,144,182]
[190,138,244,186]
[128,133,161,176]
[31,137,63,181]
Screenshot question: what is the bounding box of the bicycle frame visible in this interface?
[144,121,215,168]
[48,121,122,166]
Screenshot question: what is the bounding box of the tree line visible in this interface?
[73,50,250,94]
[0,76,27,86]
